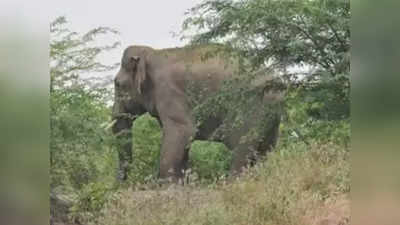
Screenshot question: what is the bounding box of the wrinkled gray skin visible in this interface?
[112,45,283,182]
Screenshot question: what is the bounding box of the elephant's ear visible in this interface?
[134,56,147,94]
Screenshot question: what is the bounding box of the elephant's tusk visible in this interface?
[104,119,117,131]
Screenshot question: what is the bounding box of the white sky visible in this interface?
[48,0,203,81]
[1,0,202,50]
[50,1,201,47]
[0,0,203,91]
[0,0,307,88]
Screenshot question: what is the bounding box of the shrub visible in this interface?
[50,89,116,190]
[190,141,232,181]
[128,114,162,184]
[70,181,114,224]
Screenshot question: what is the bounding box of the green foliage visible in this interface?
[50,88,115,189]
[190,141,232,181]
[50,17,121,223]
[70,182,113,223]
[183,0,351,144]
[280,87,350,147]
[129,114,162,183]
[183,0,350,73]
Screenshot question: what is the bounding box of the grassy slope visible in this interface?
[93,141,349,225]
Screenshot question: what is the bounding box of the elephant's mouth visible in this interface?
[113,95,145,120]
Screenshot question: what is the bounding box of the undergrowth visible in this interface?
[91,141,349,225]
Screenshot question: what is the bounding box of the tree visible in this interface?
[182,0,350,144]
[50,16,120,189]
[50,16,123,223]
[184,0,349,72]
[50,16,120,92]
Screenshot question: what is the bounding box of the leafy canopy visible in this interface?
[182,0,350,145]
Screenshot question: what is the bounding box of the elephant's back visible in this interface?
[154,47,238,89]
[151,45,241,106]
[155,45,238,78]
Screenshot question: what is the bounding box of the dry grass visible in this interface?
[301,194,350,225]
[92,142,349,225]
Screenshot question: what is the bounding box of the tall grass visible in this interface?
[93,141,349,225]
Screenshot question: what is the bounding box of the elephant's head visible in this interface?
[112,46,153,122]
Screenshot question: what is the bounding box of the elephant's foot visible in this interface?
[158,167,187,185]
[117,169,127,181]
[117,161,130,181]
[158,176,186,188]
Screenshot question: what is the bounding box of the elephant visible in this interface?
[111,44,284,182]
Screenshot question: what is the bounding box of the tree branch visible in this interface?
[326,22,347,52]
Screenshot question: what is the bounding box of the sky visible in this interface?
[0,0,202,51]
[0,0,308,89]
[50,0,202,48]
[0,0,203,93]
[48,0,203,81]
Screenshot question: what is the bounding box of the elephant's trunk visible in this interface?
[111,100,134,181]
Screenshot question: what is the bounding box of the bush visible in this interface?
[70,181,114,224]
[50,88,116,190]
[50,88,118,224]
[190,141,232,181]
[280,88,351,148]
[129,114,162,183]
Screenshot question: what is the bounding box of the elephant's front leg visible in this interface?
[159,119,194,182]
